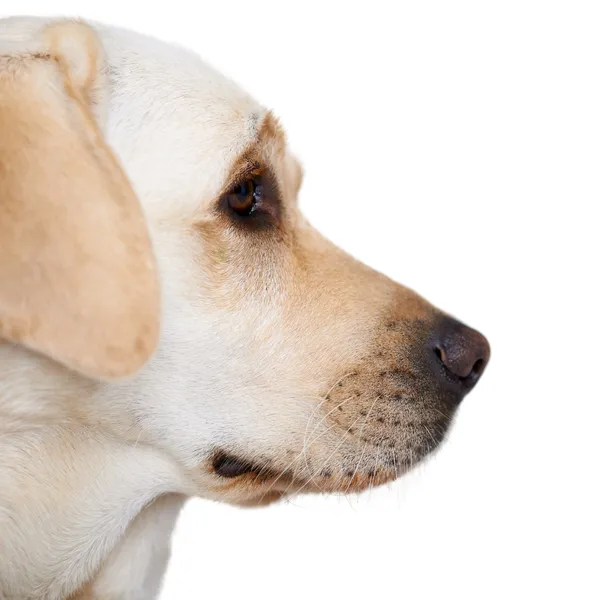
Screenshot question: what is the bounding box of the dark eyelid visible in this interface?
[224,163,264,195]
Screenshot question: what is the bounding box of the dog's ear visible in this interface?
[0,21,160,380]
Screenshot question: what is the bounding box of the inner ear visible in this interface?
[0,20,160,380]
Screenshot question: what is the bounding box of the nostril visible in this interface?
[434,346,446,364]
[470,357,485,377]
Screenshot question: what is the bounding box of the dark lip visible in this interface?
[211,451,282,480]
[212,452,257,478]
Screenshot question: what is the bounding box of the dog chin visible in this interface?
[205,443,443,508]
[234,491,287,508]
[219,468,402,508]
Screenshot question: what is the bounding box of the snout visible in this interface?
[202,276,492,503]
[430,316,491,401]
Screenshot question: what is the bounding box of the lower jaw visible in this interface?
[213,468,403,507]
[234,490,287,507]
[206,443,440,505]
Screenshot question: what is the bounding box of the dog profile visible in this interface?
[0,17,490,599]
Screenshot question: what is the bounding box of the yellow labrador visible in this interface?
[0,17,490,600]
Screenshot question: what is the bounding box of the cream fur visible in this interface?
[0,16,471,600]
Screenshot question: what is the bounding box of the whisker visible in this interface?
[256,377,354,503]
[300,372,355,462]
[431,406,451,420]
[291,411,365,497]
[343,394,381,494]
[422,424,438,448]
[392,447,400,477]
[304,395,355,448]
[371,442,382,492]
[300,395,356,485]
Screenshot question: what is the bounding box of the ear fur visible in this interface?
[0,21,160,380]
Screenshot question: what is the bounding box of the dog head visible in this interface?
[0,19,490,507]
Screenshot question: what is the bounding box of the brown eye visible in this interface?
[226,178,259,216]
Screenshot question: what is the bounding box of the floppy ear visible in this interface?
[0,21,160,380]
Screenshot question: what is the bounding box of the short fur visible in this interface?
[0,17,473,599]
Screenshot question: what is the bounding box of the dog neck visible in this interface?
[0,345,186,599]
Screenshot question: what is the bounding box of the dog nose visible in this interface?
[432,317,490,393]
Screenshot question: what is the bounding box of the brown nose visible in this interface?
[432,317,491,393]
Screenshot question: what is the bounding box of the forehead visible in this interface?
[99,24,274,215]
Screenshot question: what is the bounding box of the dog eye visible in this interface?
[226,178,261,216]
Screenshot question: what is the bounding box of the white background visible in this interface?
[3,2,599,599]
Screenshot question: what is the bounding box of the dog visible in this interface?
[0,16,490,600]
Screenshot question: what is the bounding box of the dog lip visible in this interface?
[212,452,257,478]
